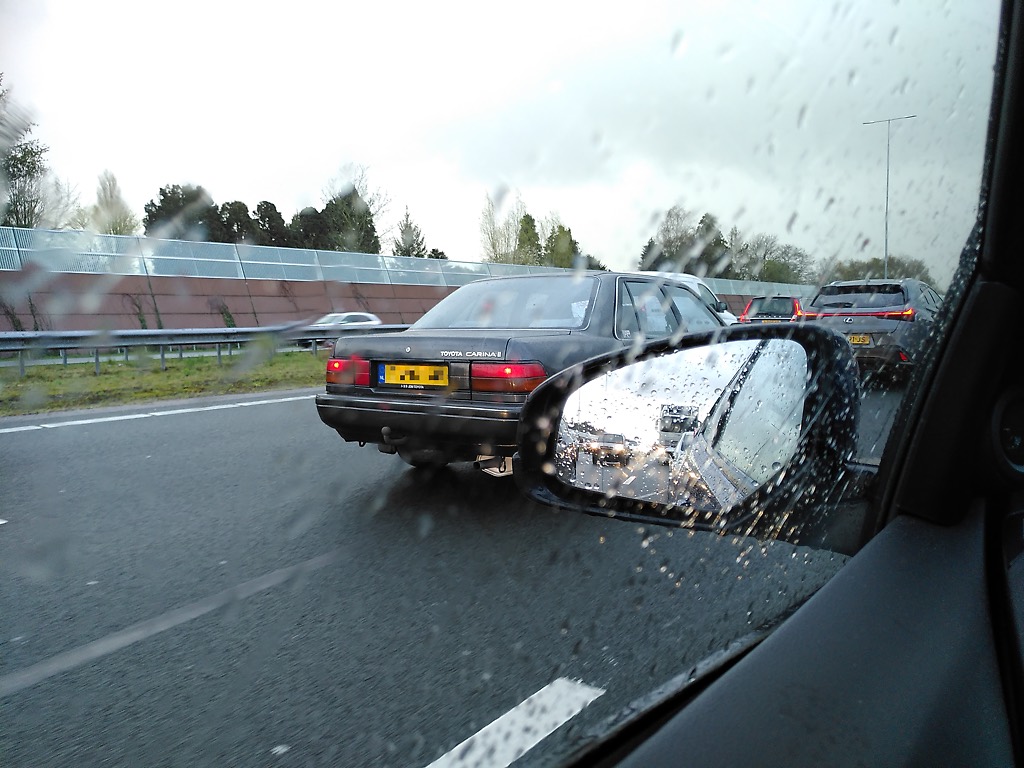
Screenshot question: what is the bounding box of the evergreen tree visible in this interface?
[541,224,580,268]
[254,201,292,247]
[392,207,428,257]
[142,184,225,241]
[515,213,542,264]
[322,188,380,253]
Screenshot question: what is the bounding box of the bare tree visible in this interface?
[745,234,782,278]
[323,163,391,234]
[655,205,697,259]
[89,170,139,235]
[40,176,85,229]
[480,191,526,263]
[537,212,562,248]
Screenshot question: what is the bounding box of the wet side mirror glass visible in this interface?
[515,325,862,547]
[559,339,806,515]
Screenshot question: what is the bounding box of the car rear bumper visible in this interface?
[848,343,913,368]
[315,392,523,454]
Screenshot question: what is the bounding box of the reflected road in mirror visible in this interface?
[556,340,810,523]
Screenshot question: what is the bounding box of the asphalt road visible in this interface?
[1,388,852,767]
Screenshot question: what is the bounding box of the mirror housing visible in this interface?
[513,324,861,545]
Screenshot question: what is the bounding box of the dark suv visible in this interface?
[804,278,943,378]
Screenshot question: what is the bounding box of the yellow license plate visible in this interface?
[760,319,782,323]
[380,363,448,387]
[847,334,871,345]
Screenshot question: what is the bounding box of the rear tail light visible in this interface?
[471,362,547,393]
[326,356,370,386]
[792,299,805,320]
[738,300,754,323]
[800,307,914,321]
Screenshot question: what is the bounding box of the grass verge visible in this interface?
[0,346,326,417]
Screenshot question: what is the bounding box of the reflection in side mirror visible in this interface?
[557,340,806,521]
[515,324,861,547]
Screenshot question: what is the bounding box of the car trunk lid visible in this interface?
[333,328,570,361]
[329,328,570,402]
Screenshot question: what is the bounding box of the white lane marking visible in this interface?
[0,550,336,698]
[426,677,605,768]
[0,519,7,525]
[0,395,314,435]
[41,413,151,428]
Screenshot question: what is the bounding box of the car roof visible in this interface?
[624,270,714,286]
[823,278,923,288]
[450,271,702,288]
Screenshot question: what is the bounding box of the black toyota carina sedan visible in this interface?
[315,271,723,468]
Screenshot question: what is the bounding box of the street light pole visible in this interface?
[863,114,916,279]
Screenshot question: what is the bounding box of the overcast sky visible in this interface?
[1,0,1002,285]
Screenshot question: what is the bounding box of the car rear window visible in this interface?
[754,297,797,315]
[810,284,907,309]
[412,275,598,329]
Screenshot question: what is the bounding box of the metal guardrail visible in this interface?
[0,324,410,376]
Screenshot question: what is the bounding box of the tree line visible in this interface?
[632,205,936,285]
[479,192,608,270]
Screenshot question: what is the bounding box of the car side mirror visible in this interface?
[513,324,861,547]
[715,300,729,312]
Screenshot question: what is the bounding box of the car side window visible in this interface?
[615,282,642,339]
[623,281,677,340]
[664,285,722,333]
[693,283,719,308]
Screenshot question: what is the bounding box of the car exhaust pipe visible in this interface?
[474,456,504,469]
[474,456,505,470]
[381,426,408,446]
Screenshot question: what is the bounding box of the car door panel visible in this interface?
[616,510,1013,767]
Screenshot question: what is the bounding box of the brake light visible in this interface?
[738,299,754,323]
[326,356,370,386]
[471,362,547,393]
[792,299,805,320]
[801,307,914,321]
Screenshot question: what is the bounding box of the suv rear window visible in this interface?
[810,284,907,310]
[752,297,797,315]
[413,275,597,329]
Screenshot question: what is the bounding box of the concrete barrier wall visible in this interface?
[0,266,760,332]
[0,267,459,331]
